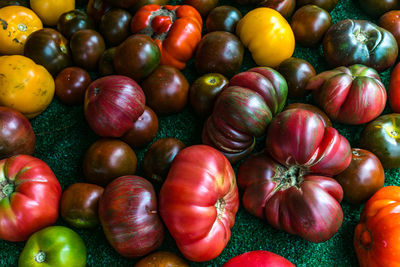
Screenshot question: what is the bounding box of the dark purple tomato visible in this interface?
[283,103,332,127]
[24,28,72,76]
[70,29,106,71]
[206,6,242,33]
[195,31,244,78]
[99,8,132,47]
[189,73,229,118]
[83,139,137,186]
[57,9,95,39]
[141,65,189,115]
[55,67,92,105]
[142,138,186,183]
[103,0,137,8]
[277,57,316,98]
[379,10,400,47]
[60,183,104,228]
[98,47,116,77]
[113,34,161,82]
[129,0,169,13]
[182,0,218,17]
[296,0,338,12]
[335,148,385,204]
[86,0,112,23]
[358,0,399,18]
[121,106,159,148]
[0,106,35,159]
[236,0,295,19]
[0,0,29,8]
[291,5,332,47]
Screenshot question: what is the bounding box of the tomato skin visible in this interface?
[0,155,61,242]
[135,251,188,267]
[354,186,400,267]
[389,62,400,113]
[0,6,42,55]
[30,0,75,26]
[159,145,239,262]
[223,251,295,267]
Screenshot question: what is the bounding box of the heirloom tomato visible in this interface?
[18,226,86,267]
[379,11,400,47]
[99,8,132,47]
[236,7,295,67]
[131,4,202,70]
[283,103,331,127]
[98,47,116,77]
[57,9,95,39]
[86,0,112,23]
[206,5,242,33]
[236,0,295,19]
[0,55,54,118]
[238,108,351,243]
[306,64,386,125]
[0,6,42,55]
[135,251,188,267]
[203,67,287,163]
[296,0,338,12]
[354,186,400,267]
[55,67,92,105]
[30,0,75,26]
[358,0,399,18]
[389,62,400,112]
[323,19,398,72]
[70,29,105,71]
[223,251,295,267]
[159,145,239,261]
[0,155,61,242]
[182,0,218,17]
[0,0,29,8]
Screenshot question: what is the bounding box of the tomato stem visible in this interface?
[34,250,46,263]
[215,198,226,220]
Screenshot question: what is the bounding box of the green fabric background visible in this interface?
[0,0,398,266]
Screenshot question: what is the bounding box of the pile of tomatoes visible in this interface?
[1,0,400,266]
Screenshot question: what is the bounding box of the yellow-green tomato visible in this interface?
[236,7,295,67]
[18,226,87,267]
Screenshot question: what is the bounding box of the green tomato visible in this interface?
[18,226,87,267]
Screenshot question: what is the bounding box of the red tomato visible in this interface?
[159,145,239,262]
[0,155,61,241]
[389,62,400,112]
[223,251,295,267]
[354,186,400,266]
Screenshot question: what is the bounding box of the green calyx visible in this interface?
[34,251,46,263]
[0,180,14,199]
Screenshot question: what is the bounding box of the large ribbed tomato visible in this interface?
[159,145,239,262]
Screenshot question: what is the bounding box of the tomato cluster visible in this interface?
[1,0,400,266]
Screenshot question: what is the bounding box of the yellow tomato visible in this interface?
[30,0,75,26]
[0,55,55,118]
[0,6,43,55]
[236,7,295,67]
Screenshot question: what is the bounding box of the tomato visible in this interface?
[0,155,61,241]
[121,106,159,148]
[306,64,387,125]
[131,4,202,70]
[141,65,189,115]
[98,47,116,77]
[30,0,75,26]
[60,183,104,228]
[323,19,398,72]
[354,186,400,266]
[0,0,29,8]
[135,251,188,267]
[182,0,218,17]
[189,73,229,117]
[358,0,399,17]
[99,175,164,258]
[389,62,400,112]
[360,114,400,169]
[99,8,131,47]
[206,5,242,33]
[130,0,169,13]
[277,57,316,99]
[335,148,384,204]
[283,103,331,127]
[223,251,295,267]
[0,55,54,118]
[195,31,244,78]
[70,29,105,71]
[236,0,295,19]
[18,226,86,267]
[55,67,92,105]
[0,6,42,55]
[379,11,400,48]
[203,67,288,163]
[238,107,351,243]
[86,0,112,23]
[83,139,137,186]
[159,145,239,262]
[143,137,186,183]
[296,0,338,12]
[57,9,95,39]
[103,0,136,8]
[113,34,160,82]
[236,7,295,67]
[24,28,72,76]
[290,5,331,47]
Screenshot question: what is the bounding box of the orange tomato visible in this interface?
[0,6,42,55]
[0,55,55,118]
[30,0,75,26]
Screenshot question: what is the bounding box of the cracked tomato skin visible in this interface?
[237,108,351,243]
[0,6,42,55]
[130,4,202,70]
[159,145,239,262]
[354,186,400,267]
[0,155,61,242]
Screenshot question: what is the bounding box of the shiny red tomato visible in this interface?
[389,61,400,112]
[159,145,239,262]
[223,251,295,267]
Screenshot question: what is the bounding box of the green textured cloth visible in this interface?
[0,0,398,266]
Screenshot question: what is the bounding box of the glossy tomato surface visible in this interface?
[389,61,400,112]
[55,67,92,105]
[57,9,95,39]
[379,10,400,47]
[135,251,188,267]
[99,8,131,47]
[70,29,105,71]
[223,251,295,267]
[296,0,338,11]
[206,5,242,33]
